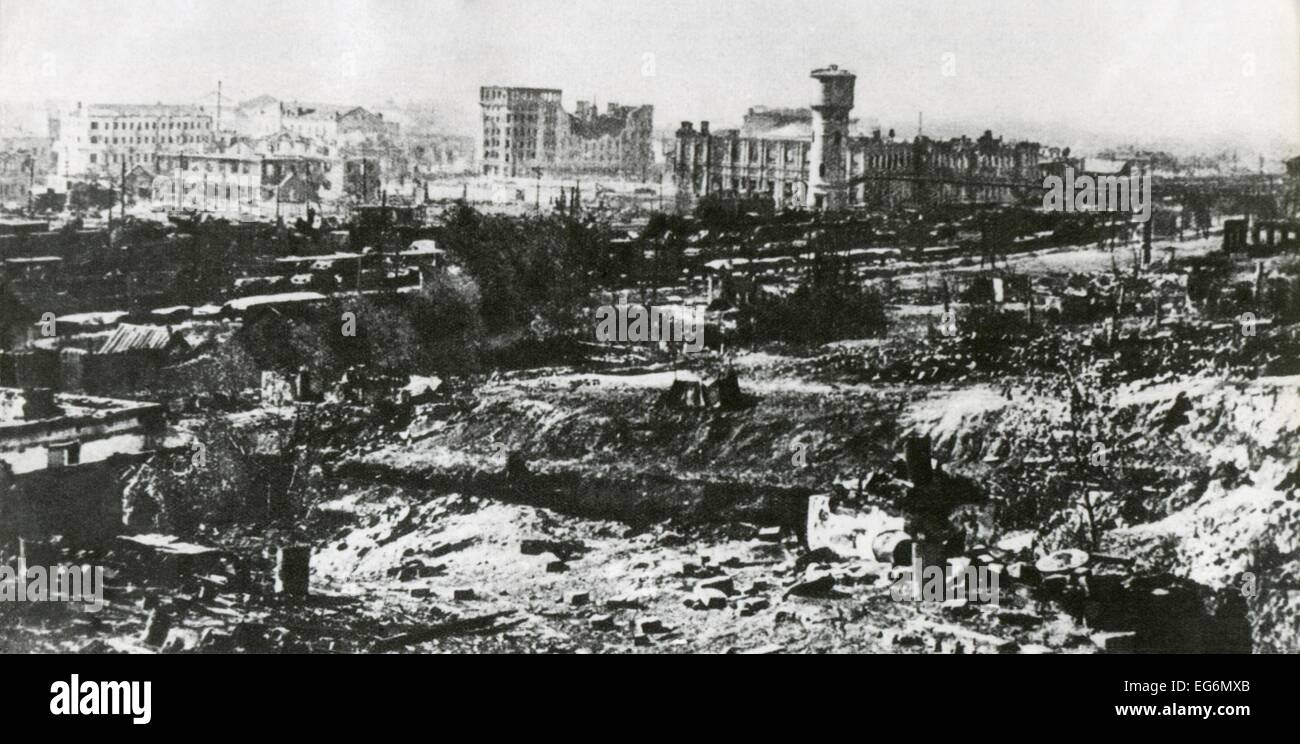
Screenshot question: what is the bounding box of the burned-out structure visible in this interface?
[0,387,166,542]
[478,86,654,179]
[673,65,1052,212]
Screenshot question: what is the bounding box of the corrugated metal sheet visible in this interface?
[97,324,176,355]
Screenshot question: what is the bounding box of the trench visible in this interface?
[332,459,816,533]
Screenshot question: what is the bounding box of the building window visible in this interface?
[47,441,81,468]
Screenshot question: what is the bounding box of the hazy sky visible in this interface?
[2,0,1297,151]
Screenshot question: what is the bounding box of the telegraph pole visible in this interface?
[26,155,35,215]
[120,160,127,221]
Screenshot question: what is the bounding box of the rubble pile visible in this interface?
[4,219,1295,655]
[807,319,1299,387]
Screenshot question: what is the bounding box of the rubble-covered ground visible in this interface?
[3,231,1297,653]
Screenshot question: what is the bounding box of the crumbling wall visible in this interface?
[0,455,136,546]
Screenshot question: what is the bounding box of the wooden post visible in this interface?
[1255,261,1266,307]
[1026,279,1035,325]
[904,434,933,488]
[274,545,311,596]
[26,156,34,215]
[18,536,57,572]
[142,609,172,646]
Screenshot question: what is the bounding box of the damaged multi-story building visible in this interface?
[0,135,53,208]
[673,65,1051,211]
[54,103,216,181]
[478,86,654,179]
[231,96,401,144]
[149,141,341,218]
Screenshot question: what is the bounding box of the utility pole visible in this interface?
[534,166,541,210]
[120,160,127,221]
[26,155,35,215]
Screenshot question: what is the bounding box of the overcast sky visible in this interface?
[2,0,1297,152]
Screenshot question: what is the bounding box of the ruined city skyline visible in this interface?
[0,0,1298,711]
[1,0,1298,158]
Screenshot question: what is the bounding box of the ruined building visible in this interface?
[55,103,215,181]
[673,65,1048,211]
[0,387,167,542]
[479,86,654,179]
[806,65,855,211]
[232,96,400,144]
[150,146,337,218]
[0,136,51,207]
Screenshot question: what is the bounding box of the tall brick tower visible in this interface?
[806,65,856,211]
